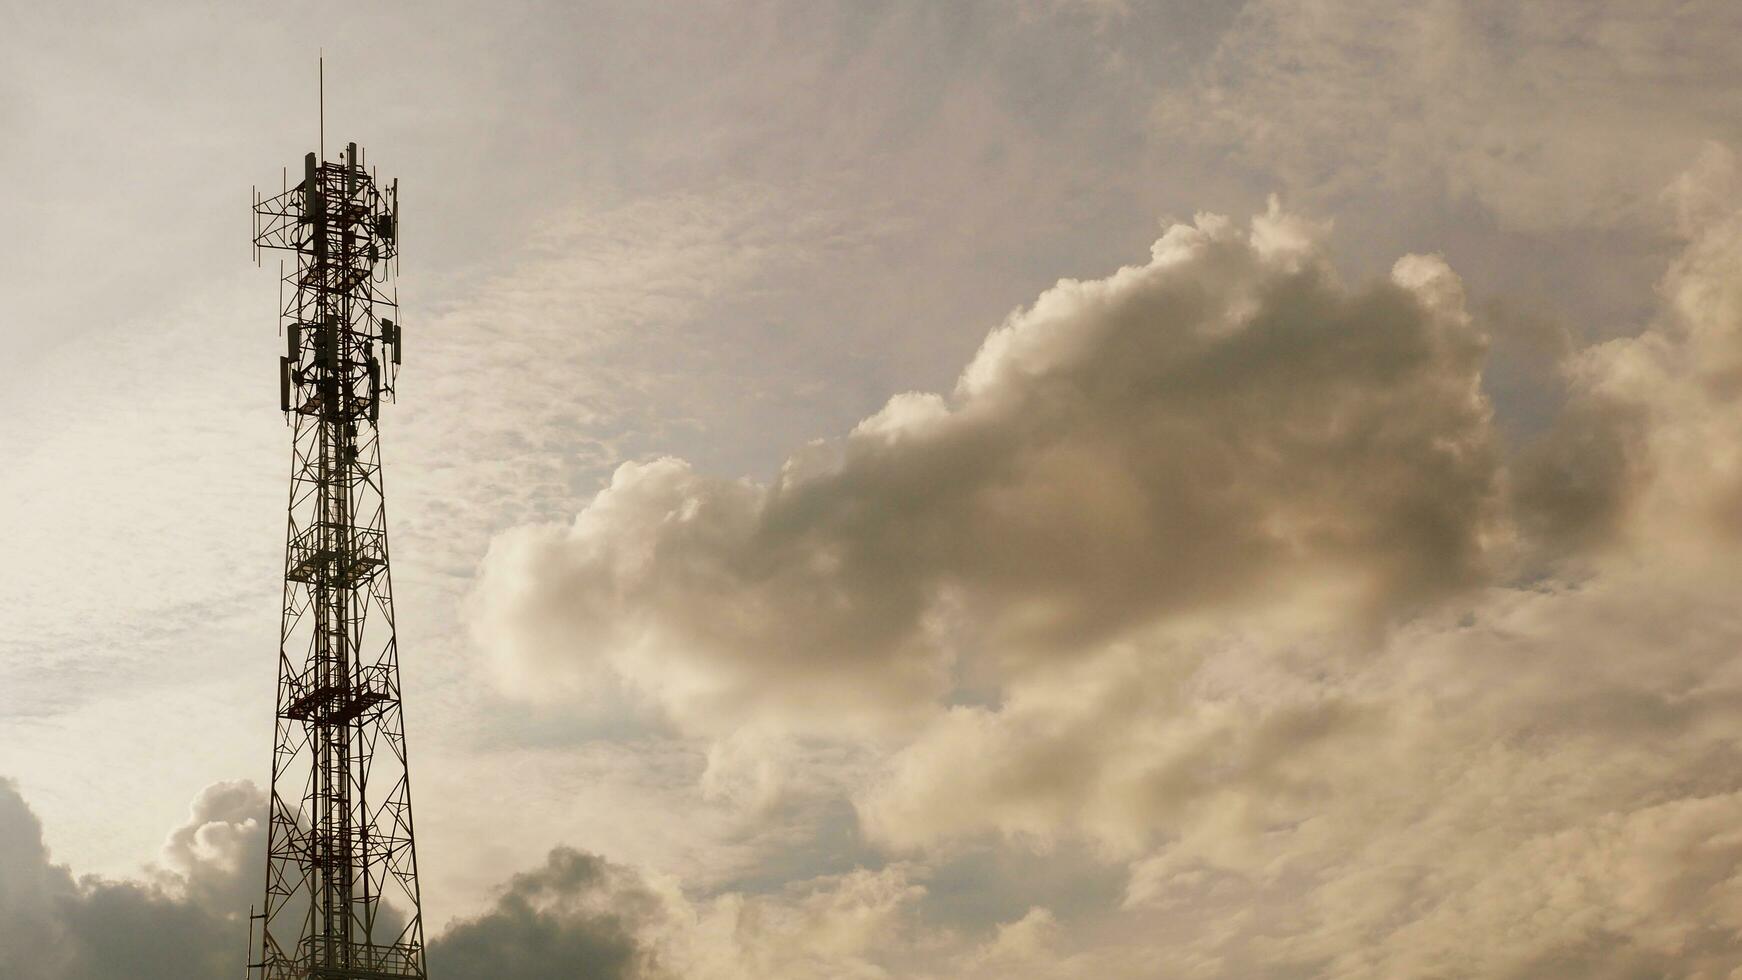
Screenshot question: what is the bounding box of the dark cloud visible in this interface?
[0,780,674,980]
[1510,392,1650,556]
[430,847,667,980]
[0,776,969,979]
[0,778,258,980]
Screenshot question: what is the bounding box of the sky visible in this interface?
[6,0,1742,976]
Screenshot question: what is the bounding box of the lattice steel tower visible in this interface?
[249,139,426,979]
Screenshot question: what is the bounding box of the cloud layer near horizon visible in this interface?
[0,778,1088,980]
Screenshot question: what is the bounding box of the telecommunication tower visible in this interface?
[249,132,426,979]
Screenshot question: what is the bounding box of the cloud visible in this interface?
[0,776,1070,980]
[861,154,1742,974]
[431,851,1057,980]
[15,163,1742,980]
[1508,390,1649,557]
[471,199,1503,736]
[26,4,1742,977]
[463,148,1742,976]
[430,847,669,980]
[679,864,931,980]
[0,778,679,980]
[376,843,1068,980]
[0,780,76,980]
[0,778,261,980]
[859,635,1384,854]
[1156,1,1742,231]
[1509,143,1742,557]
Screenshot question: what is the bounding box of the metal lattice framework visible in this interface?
[249,142,427,980]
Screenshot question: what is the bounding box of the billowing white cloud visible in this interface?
[472,200,1502,735]
[860,153,1742,973]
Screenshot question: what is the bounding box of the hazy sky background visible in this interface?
[7,1,1742,977]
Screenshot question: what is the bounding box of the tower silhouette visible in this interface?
[249,138,426,979]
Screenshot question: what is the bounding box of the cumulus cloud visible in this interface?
[861,154,1742,974]
[1506,143,1742,558]
[472,200,1502,735]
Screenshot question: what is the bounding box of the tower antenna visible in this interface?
[250,121,424,980]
